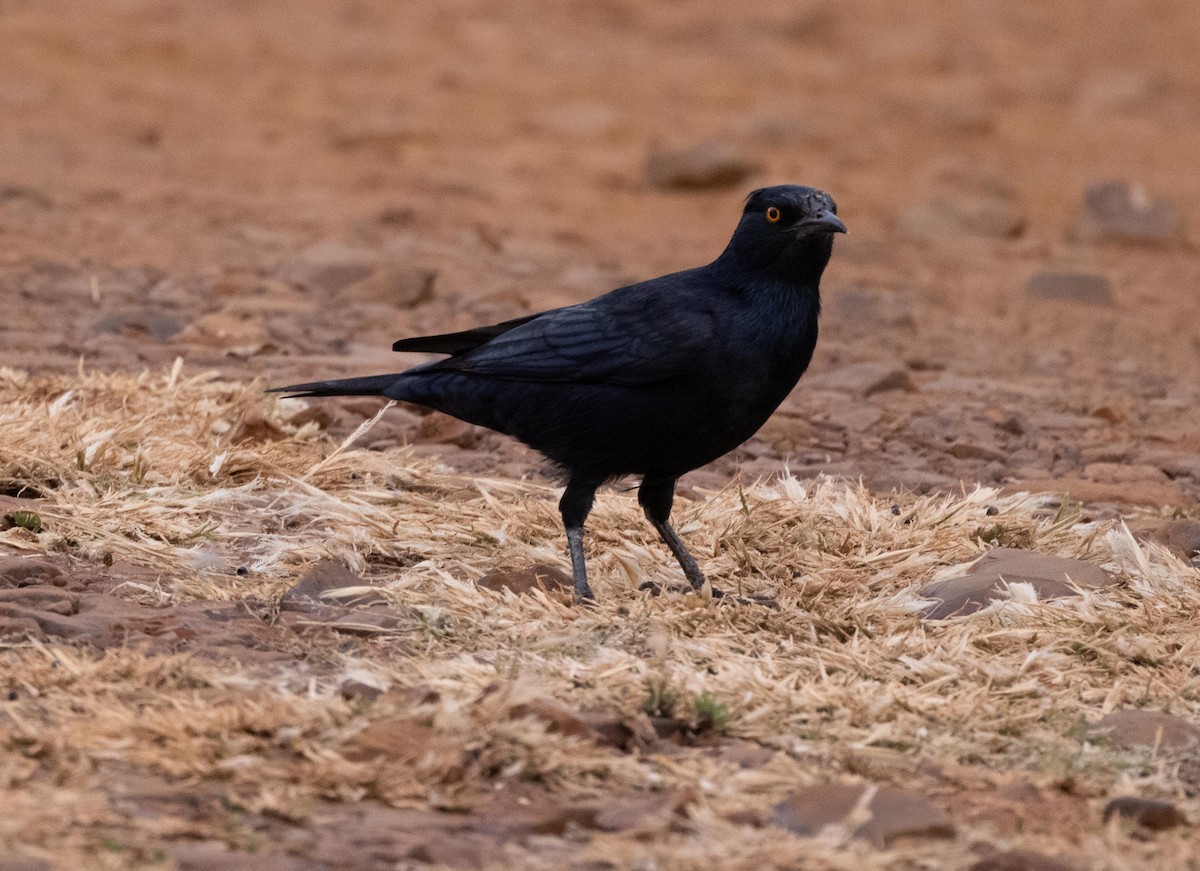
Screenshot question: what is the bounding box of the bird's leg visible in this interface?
[560,479,599,602]
[637,477,714,595]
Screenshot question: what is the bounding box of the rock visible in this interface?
[1102,796,1186,830]
[1077,70,1161,115]
[1025,272,1114,306]
[920,548,1116,619]
[326,117,425,157]
[1150,520,1200,562]
[1082,462,1167,484]
[338,264,437,308]
[0,557,62,587]
[645,141,758,191]
[1091,709,1200,751]
[282,242,377,295]
[1071,180,1183,246]
[593,790,693,834]
[0,859,52,871]
[173,840,316,871]
[404,835,491,869]
[281,560,387,609]
[343,716,440,764]
[339,678,386,703]
[898,163,1024,239]
[176,310,273,356]
[0,587,76,614]
[474,784,598,837]
[228,413,289,445]
[509,697,601,741]
[969,850,1077,871]
[772,783,953,847]
[822,404,884,432]
[829,285,916,333]
[477,564,571,596]
[1005,475,1188,509]
[716,741,777,769]
[806,362,916,397]
[508,699,646,751]
[948,440,1007,462]
[93,306,185,340]
[278,561,399,635]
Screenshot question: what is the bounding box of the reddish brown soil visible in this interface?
[2,1,1199,868]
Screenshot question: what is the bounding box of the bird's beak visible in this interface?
[795,210,847,236]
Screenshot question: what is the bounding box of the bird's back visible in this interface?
[392,265,820,480]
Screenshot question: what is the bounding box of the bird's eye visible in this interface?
[765,206,782,223]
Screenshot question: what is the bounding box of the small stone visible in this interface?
[1006,475,1187,509]
[716,741,776,769]
[830,285,915,333]
[645,141,758,191]
[1082,462,1167,484]
[969,850,1077,871]
[806,362,916,397]
[286,404,336,430]
[173,841,312,871]
[898,163,1024,239]
[0,858,52,871]
[477,564,571,596]
[343,716,439,764]
[0,557,61,587]
[593,790,693,834]
[281,560,386,609]
[228,414,289,445]
[1089,404,1127,424]
[1025,272,1114,306]
[509,697,599,741]
[1077,70,1161,115]
[1092,709,1200,751]
[338,264,437,308]
[772,783,953,847]
[948,441,1007,462]
[282,242,378,295]
[177,311,273,355]
[474,784,598,837]
[339,679,386,703]
[1102,796,1186,830]
[1071,180,1183,246]
[1152,520,1200,562]
[920,548,1116,619]
[94,306,185,340]
[326,117,424,156]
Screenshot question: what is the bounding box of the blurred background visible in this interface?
[2,0,1198,508]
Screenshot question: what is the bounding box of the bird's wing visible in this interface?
[426,276,717,386]
[392,313,546,355]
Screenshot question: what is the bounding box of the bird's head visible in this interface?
[718,185,845,284]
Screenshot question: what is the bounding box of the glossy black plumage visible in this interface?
[273,185,845,600]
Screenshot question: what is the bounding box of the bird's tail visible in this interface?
[267,373,405,399]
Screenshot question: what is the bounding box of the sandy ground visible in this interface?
[1,0,1199,868]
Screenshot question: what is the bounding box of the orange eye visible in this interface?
[765,206,781,223]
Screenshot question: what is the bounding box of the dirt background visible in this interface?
[4,0,1200,510]
[2,0,1200,868]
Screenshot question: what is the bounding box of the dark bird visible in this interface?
[272,185,845,601]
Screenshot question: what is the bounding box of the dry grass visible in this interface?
[1,364,1199,869]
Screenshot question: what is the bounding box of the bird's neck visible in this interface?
[713,235,834,291]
